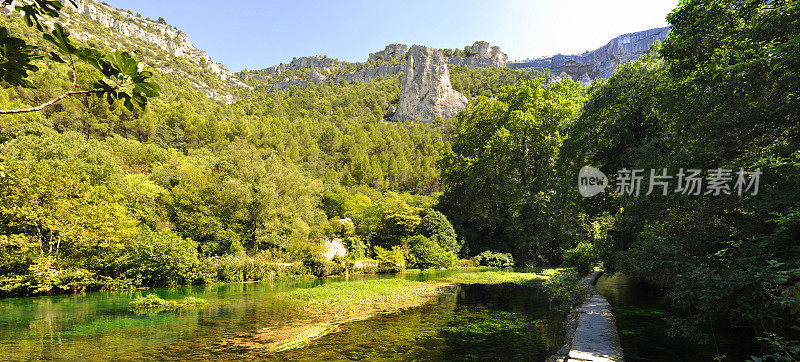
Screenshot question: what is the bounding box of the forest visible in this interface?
[0,0,798,359]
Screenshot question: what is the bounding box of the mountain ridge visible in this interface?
[2,0,669,107]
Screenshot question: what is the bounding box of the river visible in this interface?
[0,269,564,360]
[595,274,761,361]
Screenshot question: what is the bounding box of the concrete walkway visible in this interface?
[567,270,624,361]
[548,270,624,362]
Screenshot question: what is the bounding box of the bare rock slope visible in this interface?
[510,27,670,84]
[449,41,507,68]
[394,46,468,122]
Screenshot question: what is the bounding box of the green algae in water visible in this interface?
[129,294,207,309]
[276,283,564,361]
[0,269,564,360]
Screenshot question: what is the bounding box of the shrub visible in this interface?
[209,253,310,282]
[330,218,355,236]
[541,270,591,313]
[302,255,348,277]
[561,242,597,275]
[0,258,125,296]
[407,235,455,269]
[456,259,479,268]
[122,228,202,287]
[342,235,366,259]
[374,246,405,273]
[473,251,514,267]
[417,210,462,255]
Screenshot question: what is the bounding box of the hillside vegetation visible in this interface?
[0,0,798,357]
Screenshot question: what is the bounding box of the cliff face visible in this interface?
[244,41,509,94]
[448,41,507,68]
[1,0,250,102]
[394,46,467,122]
[65,0,237,82]
[369,44,409,62]
[509,27,669,84]
[254,56,342,78]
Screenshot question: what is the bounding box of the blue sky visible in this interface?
[105,0,679,72]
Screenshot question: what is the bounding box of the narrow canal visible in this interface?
[595,274,761,361]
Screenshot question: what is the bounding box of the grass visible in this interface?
[129,294,207,309]
[284,279,448,319]
[445,268,567,285]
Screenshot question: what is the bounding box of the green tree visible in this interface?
[122,228,201,287]
[439,78,585,264]
[407,235,454,269]
[417,210,461,255]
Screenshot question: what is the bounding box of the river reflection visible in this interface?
[595,274,760,361]
[1,269,563,361]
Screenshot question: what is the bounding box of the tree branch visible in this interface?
[0,60,101,114]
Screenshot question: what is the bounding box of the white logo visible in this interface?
[578,166,608,197]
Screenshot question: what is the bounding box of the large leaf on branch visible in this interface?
[0,28,41,88]
[88,51,161,111]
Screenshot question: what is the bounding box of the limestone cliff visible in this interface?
[448,41,507,68]
[509,27,669,84]
[254,56,341,78]
[1,0,249,103]
[260,64,403,92]
[394,46,467,122]
[369,44,409,62]
[65,0,238,82]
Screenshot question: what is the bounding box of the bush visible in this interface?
[374,246,405,273]
[0,258,125,296]
[209,253,310,282]
[122,228,202,287]
[417,210,462,255]
[302,255,348,277]
[407,235,455,269]
[455,259,479,268]
[342,235,366,259]
[330,218,355,236]
[473,251,514,267]
[561,242,598,275]
[541,270,591,313]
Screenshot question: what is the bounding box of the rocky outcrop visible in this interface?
[61,0,237,83]
[256,56,341,78]
[510,27,669,85]
[369,44,408,61]
[260,64,402,92]
[322,238,347,260]
[448,41,507,68]
[394,45,467,122]
[2,0,250,102]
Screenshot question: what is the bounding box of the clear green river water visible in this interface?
[1,270,763,361]
[595,274,761,361]
[0,269,565,361]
